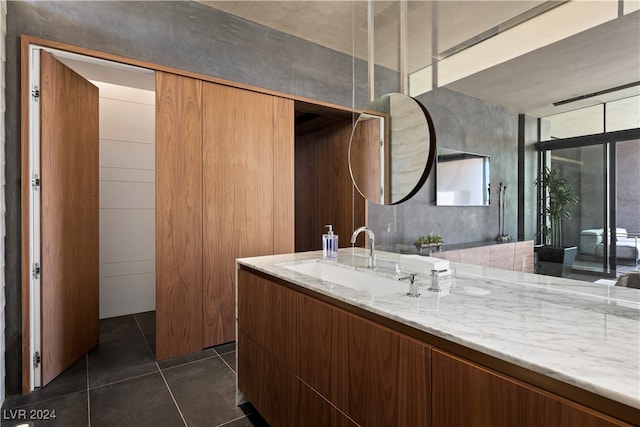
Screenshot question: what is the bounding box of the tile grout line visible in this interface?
[214,414,250,427]
[157,364,189,427]
[159,353,220,372]
[132,313,156,361]
[134,314,188,427]
[87,370,159,392]
[86,353,91,427]
[218,353,235,374]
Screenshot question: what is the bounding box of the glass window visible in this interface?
[616,140,640,239]
[542,105,604,140]
[548,145,609,275]
[606,95,640,132]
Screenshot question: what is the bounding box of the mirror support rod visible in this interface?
[400,0,408,95]
[431,1,439,90]
[367,0,375,103]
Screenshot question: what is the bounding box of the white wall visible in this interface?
[95,81,156,319]
[1,0,6,405]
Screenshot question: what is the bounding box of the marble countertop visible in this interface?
[237,248,640,411]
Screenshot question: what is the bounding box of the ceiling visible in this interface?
[197,1,640,119]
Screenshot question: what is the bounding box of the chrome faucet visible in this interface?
[350,226,376,268]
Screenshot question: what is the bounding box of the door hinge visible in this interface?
[32,85,40,101]
[33,351,41,369]
[32,174,40,190]
[32,263,40,280]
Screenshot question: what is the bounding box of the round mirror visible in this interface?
[349,93,436,205]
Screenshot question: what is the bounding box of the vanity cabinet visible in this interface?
[237,332,298,426]
[238,331,357,427]
[514,240,535,272]
[343,313,431,426]
[238,269,431,427]
[432,240,534,273]
[237,268,297,368]
[298,293,431,427]
[432,349,630,427]
[237,266,634,427]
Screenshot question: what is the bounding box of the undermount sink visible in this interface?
[279,259,404,296]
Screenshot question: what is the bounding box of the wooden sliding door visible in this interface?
[202,83,294,347]
[273,97,296,254]
[156,76,293,356]
[155,72,203,360]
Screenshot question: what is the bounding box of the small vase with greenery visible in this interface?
[534,167,579,248]
[414,233,444,253]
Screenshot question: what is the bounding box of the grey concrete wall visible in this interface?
[8,1,373,106]
[368,87,519,249]
[1,0,6,406]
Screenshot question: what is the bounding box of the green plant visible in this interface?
[414,234,443,246]
[534,167,579,248]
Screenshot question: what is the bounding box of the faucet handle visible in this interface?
[428,269,442,292]
[400,273,420,298]
[398,273,417,284]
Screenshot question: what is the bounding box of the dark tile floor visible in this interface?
[1,312,269,427]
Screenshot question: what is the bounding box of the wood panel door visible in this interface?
[273,97,295,254]
[203,83,294,347]
[40,50,99,386]
[155,71,203,360]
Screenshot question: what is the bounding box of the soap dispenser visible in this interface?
[323,225,338,261]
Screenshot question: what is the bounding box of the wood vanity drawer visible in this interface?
[237,269,298,369]
[490,244,516,269]
[514,240,535,273]
[434,241,534,272]
[459,247,491,266]
[432,349,632,427]
[432,250,460,262]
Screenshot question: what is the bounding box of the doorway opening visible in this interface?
[26,45,156,391]
[537,135,640,279]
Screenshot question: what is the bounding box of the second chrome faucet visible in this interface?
[350,226,376,268]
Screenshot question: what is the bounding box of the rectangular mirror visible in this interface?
[436,148,490,206]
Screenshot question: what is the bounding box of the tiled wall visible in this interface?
[1,0,6,404]
[95,82,155,319]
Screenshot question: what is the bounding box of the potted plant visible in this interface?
[534,167,579,277]
[414,233,444,255]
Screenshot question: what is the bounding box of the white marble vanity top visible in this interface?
[237,248,640,411]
